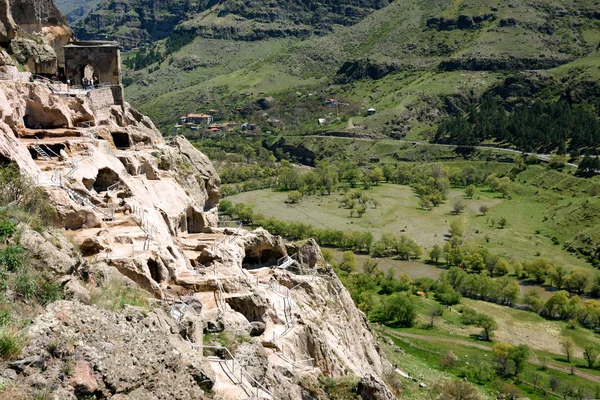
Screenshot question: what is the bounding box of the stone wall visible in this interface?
[110,84,124,106]
[88,86,116,121]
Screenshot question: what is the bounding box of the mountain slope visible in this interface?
[54,0,101,23]
[121,0,600,138]
[71,0,389,49]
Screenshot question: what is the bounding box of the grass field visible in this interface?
[228,182,591,270]
[376,292,600,398]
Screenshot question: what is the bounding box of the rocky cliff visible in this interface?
[71,0,389,48]
[0,58,394,398]
[0,0,72,75]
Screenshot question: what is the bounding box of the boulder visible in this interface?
[187,361,215,391]
[63,209,102,230]
[64,278,91,304]
[19,229,75,274]
[293,238,325,269]
[234,340,269,383]
[79,237,105,257]
[70,360,98,395]
[249,321,266,337]
[9,38,57,75]
[356,374,396,400]
[181,295,203,314]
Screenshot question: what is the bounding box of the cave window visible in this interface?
[242,249,282,269]
[111,132,130,149]
[93,167,119,192]
[0,154,12,166]
[186,207,206,234]
[147,258,161,283]
[28,143,66,160]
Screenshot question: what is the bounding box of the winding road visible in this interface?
[382,329,600,383]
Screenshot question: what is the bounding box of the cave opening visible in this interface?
[28,143,67,160]
[111,132,131,149]
[93,167,120,192]
[186,207,206,234]
[242,249,282,269]
[0,154,12,166]
[147,258,161,284]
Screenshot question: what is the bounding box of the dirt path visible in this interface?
[382,329,600,384]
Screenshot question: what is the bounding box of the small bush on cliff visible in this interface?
[0,165,55,228]
[0,328,24,360]
[90,278,150,311]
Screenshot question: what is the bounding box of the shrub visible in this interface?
[0,218,16,242]
[0,328,24,359]
[0,245,27,272]
[434,379,482,400]
[90,278,149,311]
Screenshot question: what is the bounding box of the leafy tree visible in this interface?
[565,268,592,295]
[362,259,379,274]
[339,251,357,272]
[583,344,598,368]
[434,379,482,400]
[371,293,416,327]
[477,314,498,341]
[509,344,530,377]
[369,167,385,185]
[561,337,575,363]
[493,258,510,277]
[286,190,302,204]
[452,199,466,215]
[465,185,476,198]
[449,219,465,238]
[342,165,361,188]
[356,204,367,217]
[497,216,507,229]
[430,244,443,264]
[524,258,553,283]
[479,204,489,215]
[434,284,462,306]
[429,304,444,327]
[419,196,432,210]
[550,266,568,290]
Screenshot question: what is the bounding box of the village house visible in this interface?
[179,113,213,125]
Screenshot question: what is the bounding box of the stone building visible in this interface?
[63,40,124,105]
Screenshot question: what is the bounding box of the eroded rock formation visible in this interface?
[0,26,394,398]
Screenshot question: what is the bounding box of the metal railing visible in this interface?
[51,170,115,221]
[164,293,187,322]
[130,202,159,250]
[192,344,276,399]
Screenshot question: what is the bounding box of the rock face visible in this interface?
[0,0,72,75]
[73,0,388,48]
[0,0,17,43]
[0,40,393,398]
[8,301,212,399]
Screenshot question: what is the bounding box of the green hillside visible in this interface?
[54,0,101,23]
[119,0,600,142]
[71,0,387,49]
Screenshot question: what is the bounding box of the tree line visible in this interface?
[436,95,600,156]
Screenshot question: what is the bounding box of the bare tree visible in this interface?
[429,305,444,327]
[561,338,575,363]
